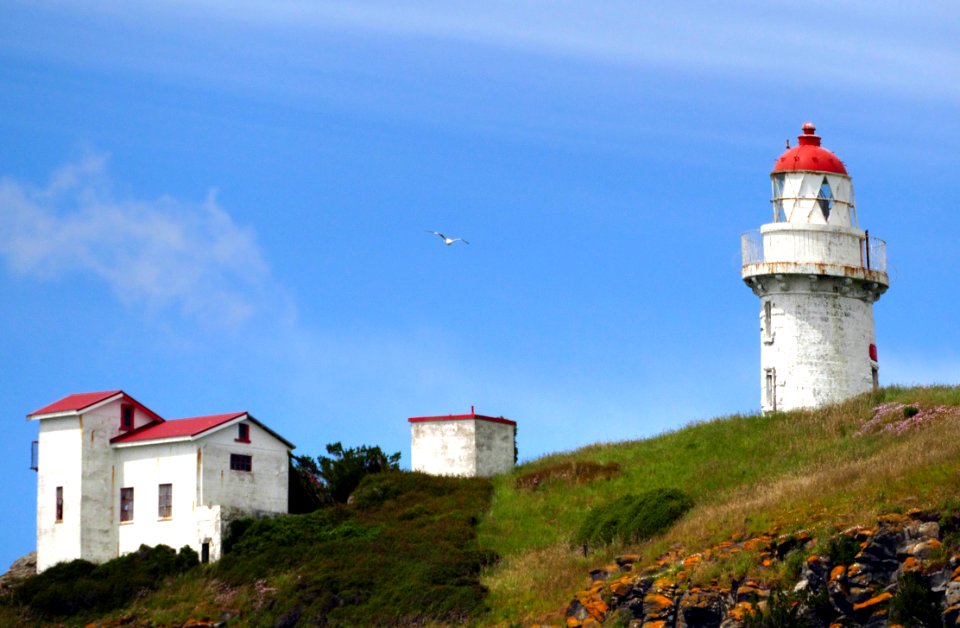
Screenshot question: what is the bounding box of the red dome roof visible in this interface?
[772,122,847,175]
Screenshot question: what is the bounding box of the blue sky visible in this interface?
[1,1,958,568]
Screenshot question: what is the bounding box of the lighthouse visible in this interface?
[741,123,889,413]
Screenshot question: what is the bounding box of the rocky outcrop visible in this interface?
[564,510,960,627]
[0,552,36,594]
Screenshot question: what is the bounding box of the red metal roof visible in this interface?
[29,390,162,422]
[408,412,517,427]
[110,412,246,443]
[772,122,848,175]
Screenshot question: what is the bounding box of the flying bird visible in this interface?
[427,231,469,246]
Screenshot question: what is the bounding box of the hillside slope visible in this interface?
[478,386,960,624]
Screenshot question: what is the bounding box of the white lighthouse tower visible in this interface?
[742,123,889,413]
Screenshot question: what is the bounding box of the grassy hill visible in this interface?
[479,385,960,624]
[4,385,960,626]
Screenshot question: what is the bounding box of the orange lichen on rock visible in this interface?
[852,591,892,613]
[901,556,922,572]
[728,601,755,621]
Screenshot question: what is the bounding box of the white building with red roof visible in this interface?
[28,390,294,572]
[409,407,516,477]
[741,123,890,413]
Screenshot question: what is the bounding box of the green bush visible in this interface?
[889,571,941,627]
[216,471,496,626]
[574,488,693,547]
[742,589,806,627]
[825,534,859,566]
[16,544,198,618]
[294,442,402,506]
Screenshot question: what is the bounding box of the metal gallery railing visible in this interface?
[741,229,887,273]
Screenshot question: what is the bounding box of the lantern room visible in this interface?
[770,123,857,228]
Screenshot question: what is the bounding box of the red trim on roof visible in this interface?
[111,412,246,443]
[29,390,163,422]
[772,122,848,175]
[408,413,517,427]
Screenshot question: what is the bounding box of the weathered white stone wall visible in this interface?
[36,416,83,572]
[759,279,877,413]
[200,420,289,517]
[410,421,477,477]
[474,420,516,477]
[79,402,136,565]
[114,441,201,557]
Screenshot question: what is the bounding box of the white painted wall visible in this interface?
[114,441,200,557]
[410,418,516,477]
[758,282,877,413]
[36,416,83,572]
[411,420,477,476]
[474,420,516,477]
[200,420,289,516]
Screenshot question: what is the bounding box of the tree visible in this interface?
[290,442,401,509]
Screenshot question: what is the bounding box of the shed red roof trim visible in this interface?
[408,413,517,427]
[110,412,247,444]
[772,122,848,175]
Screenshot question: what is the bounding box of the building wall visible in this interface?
[474,420,516,477]
[114,441,201,557]
[760,280,876,413]
[36,416,83,572]
[200,420,289,518]
[79,401,141,565]
[410,420,477,476]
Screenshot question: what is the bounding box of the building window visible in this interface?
[230,454,252,472]
[55,486,63,522]
[236,423,250,443]
[872,366,879,391]
[158,483,172,519]
[121,404,134,431]
[120,487,134,522]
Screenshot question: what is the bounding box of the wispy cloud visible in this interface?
[0,153,291,328]
[25,1,958,103]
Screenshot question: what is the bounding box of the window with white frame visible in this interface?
[120,487,134,522]
[158,483,172,519]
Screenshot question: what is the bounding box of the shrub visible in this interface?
[903,405,920,418]
[889,571,941,627]
[825,534,859,566]
[574,488,693,547]
[294,442,402,505]
[16,545,198,618]
[742,589,806,628]
[216,471,496,626]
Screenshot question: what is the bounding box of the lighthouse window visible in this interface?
[764,302,772,338]
[772,174,786,222]
[765,368,777,412]
[817,177,833,221]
